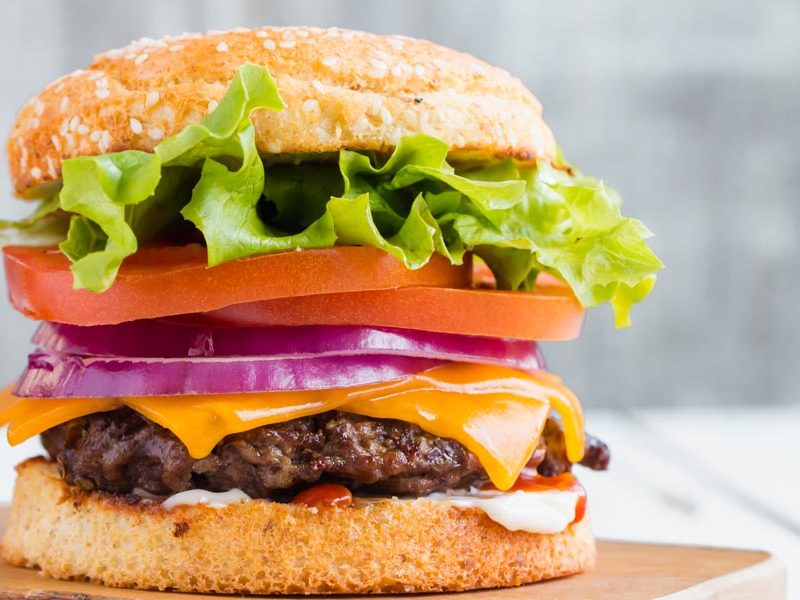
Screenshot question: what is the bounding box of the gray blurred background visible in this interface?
[1,0,798,408]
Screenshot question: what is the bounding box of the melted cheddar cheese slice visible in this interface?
[0,363,584,490]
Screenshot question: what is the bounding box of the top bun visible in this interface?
[7,26,556,196]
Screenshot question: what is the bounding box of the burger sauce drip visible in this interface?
[292,484,353,508]
[484,471,587,524]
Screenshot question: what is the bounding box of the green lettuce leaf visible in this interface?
[55,63,284,291]
[0,195,69,246]
[0,195,60,229]
[181,126,336,265]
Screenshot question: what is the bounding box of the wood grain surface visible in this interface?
[0,507,786,599]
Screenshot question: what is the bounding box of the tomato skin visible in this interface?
[178,277,585,341]
[3,245,584,340]
[292,484,353,508]
[2,245,471,326]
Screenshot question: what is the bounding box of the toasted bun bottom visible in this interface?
[2,459,595,594]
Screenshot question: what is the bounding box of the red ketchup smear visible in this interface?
[484,472,587,524]
[292,484,354,508]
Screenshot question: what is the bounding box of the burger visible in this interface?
[0,27,662,594]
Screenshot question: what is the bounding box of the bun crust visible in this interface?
[8,26,556,196]
[2,458,595,594]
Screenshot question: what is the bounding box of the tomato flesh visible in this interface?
[176,277,584,341]
[2,245,584,340]
[2,245,471,325]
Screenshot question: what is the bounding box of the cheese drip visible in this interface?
[0,364,584,491]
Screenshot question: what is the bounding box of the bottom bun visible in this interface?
[2,458,595,594]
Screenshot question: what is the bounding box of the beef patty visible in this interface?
[41,408,609,499]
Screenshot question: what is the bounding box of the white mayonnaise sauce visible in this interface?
[425,489,579,534]
[162,488,251,510]
[157,486,577,534]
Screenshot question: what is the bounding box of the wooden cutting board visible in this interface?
[0,507,785,599]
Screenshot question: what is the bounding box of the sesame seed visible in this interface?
[369,59,388,78]
[315,125,331,142]
[388,38,404,50]
[77,124,90,135]
[96,78,109,88]
[380,106,393,125]
[130,118,143,134]
[469,63,486,74]
[321,56,338,68]
[60,98,69,113]
[134,53,149,65]
[302,99,320,113]
[90,130,102,142]
[28,118,39,129]
[207,99,219,113]
[169,44,184,52]
[99,130,112,153]
[46,157,57,178]
[96,89,110,99]
[266,140,283,153]
[64,133,75,148]
[146,91,159,108]
[69,116,80,132]
[216,41,228,52]
[33,99,44,116]
[281,30,295,40]
[374,50,388,60]
[391,63,411,78]
[30,167,42,178]
[148,127,164,140]
[414,64,426,77]
[354,115,370,133]
[296,30,309,38]
[256,31,268,38]
[279,40,296,48]
[311,80,325,92]
[262,39,276,50]
[51,135,62,151]
[87,71,104,81]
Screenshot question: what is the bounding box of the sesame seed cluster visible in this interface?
[7,26,556,196]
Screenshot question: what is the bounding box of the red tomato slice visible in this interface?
[173,273,585,341]
[2,245,471,325]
